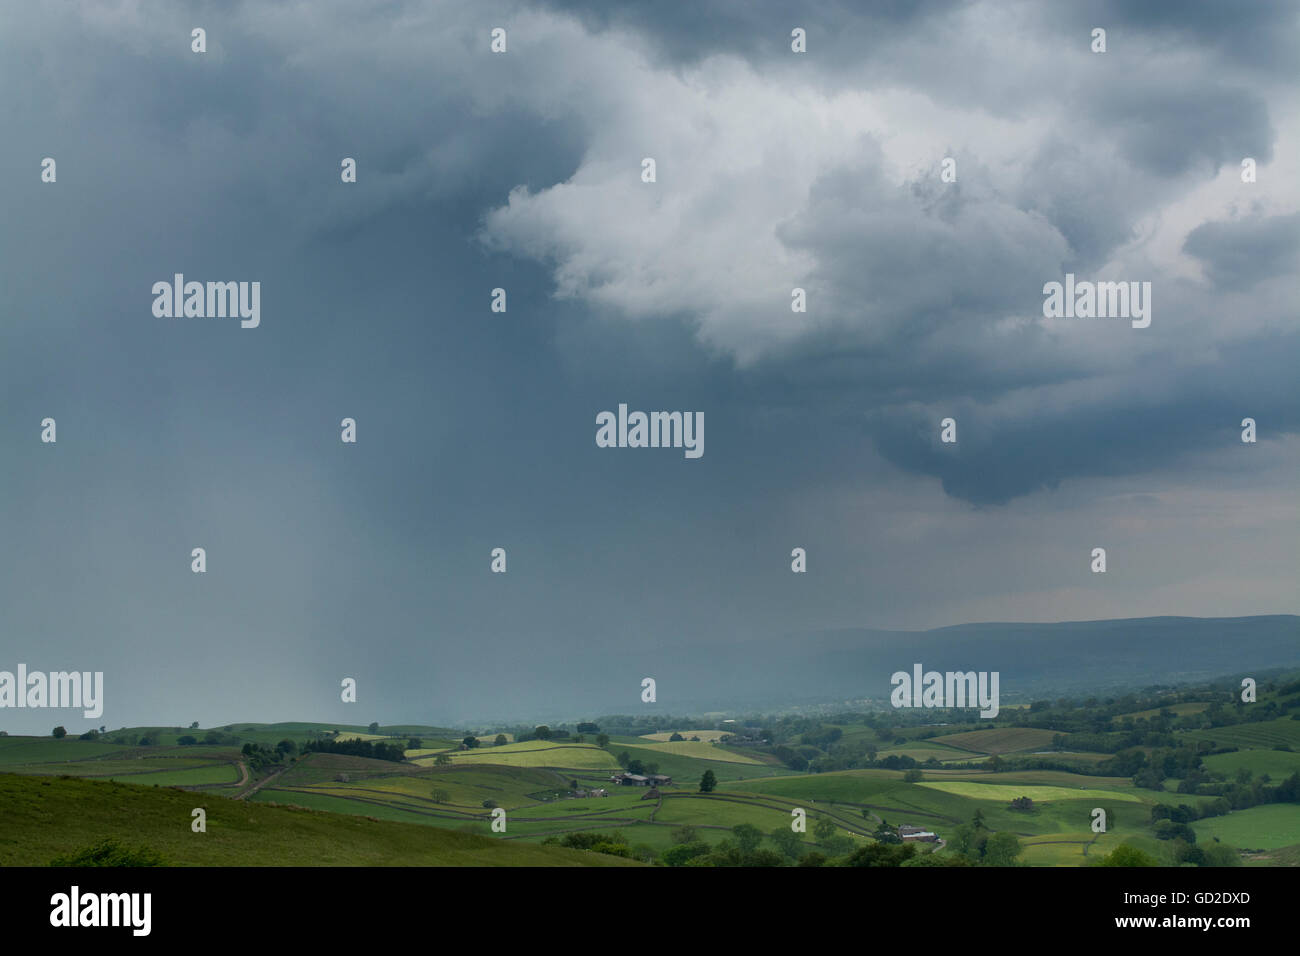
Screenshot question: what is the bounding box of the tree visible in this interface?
[947,824,975,856]
[813,815,838,843]
[768,826,804,860]
[1199,843,1241,867]
[434,753,452,766]
[494,734,507,746]
[462,735,479,749]
[971,808,986,830]
[1091,844,1159,867]
[617,750,631,766]
[699,769,717,793]
[368,722,380,734]
[482,799,497,809]
[669,732,685,742]
[189,721,199,729]
[534,725,552,740]
[732,823,763,855]
[983,831,1022,866]
[845,843,917,867]
[671,825,698,845]
[661,841,711,867]
[407,737,422,750]
[569,779,579,791]
[596,734,610,748]
[576,722,600,734]
[276,739,297,755]
[626,759,646,774]
[430,788,450,804]
[902,769,923,782]
[52,726,67,739]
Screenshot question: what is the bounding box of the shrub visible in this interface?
[50,840,166,867]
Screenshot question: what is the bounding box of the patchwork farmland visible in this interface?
[1,674,1297,867]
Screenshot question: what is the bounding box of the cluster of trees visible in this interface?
[301,737,405,762]
[543,829,655,862]
[240,741,294,773]
[177,730,240,746]
[556,819,983,867]
[942,810,1024,866]
[615,752,662,776]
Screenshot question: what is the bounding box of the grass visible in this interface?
[412,741,619,770]
[610,744,788,783]
[0,773,639,866]
[1120,702,1212,721]
[0,737,126,764]
[917,782,1143,803]
[1191,805,1300,850]
[930,728,1063,754]
[1181,718,1300,751]
[102,764,240,786]
[1201,749,1300,779]
[618,740,764,765]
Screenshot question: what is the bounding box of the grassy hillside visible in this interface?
[930,728,1062,755]
[0,774,639,867]
[411,741,619,770]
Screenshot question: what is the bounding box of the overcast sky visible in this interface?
[1,0,1296,732]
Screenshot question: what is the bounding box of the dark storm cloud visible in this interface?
[536,0,965,69]
[1183,212,1300,291]
[0,1,1295,732]
[1053,0,1300,74]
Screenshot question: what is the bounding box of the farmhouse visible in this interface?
[610,772,673,787]
[898,825,938,843]
[610,772,649,786]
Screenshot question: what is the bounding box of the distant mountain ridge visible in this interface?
[602,615,1300,716]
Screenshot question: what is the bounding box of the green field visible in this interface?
[620,740,764,764]
[1201,749,1300,779]
[3,694,1296,868]
[1121,702,1212,721]
[412,741,619,770]
[1181,718,1300,751]
[931,728,1063,754]
[0,774,640,866]
[918,782,1144,803]
[1191,805,1300,850]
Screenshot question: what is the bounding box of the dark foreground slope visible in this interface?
[0,774,640,867]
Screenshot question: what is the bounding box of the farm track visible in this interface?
[236,762,291,801]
